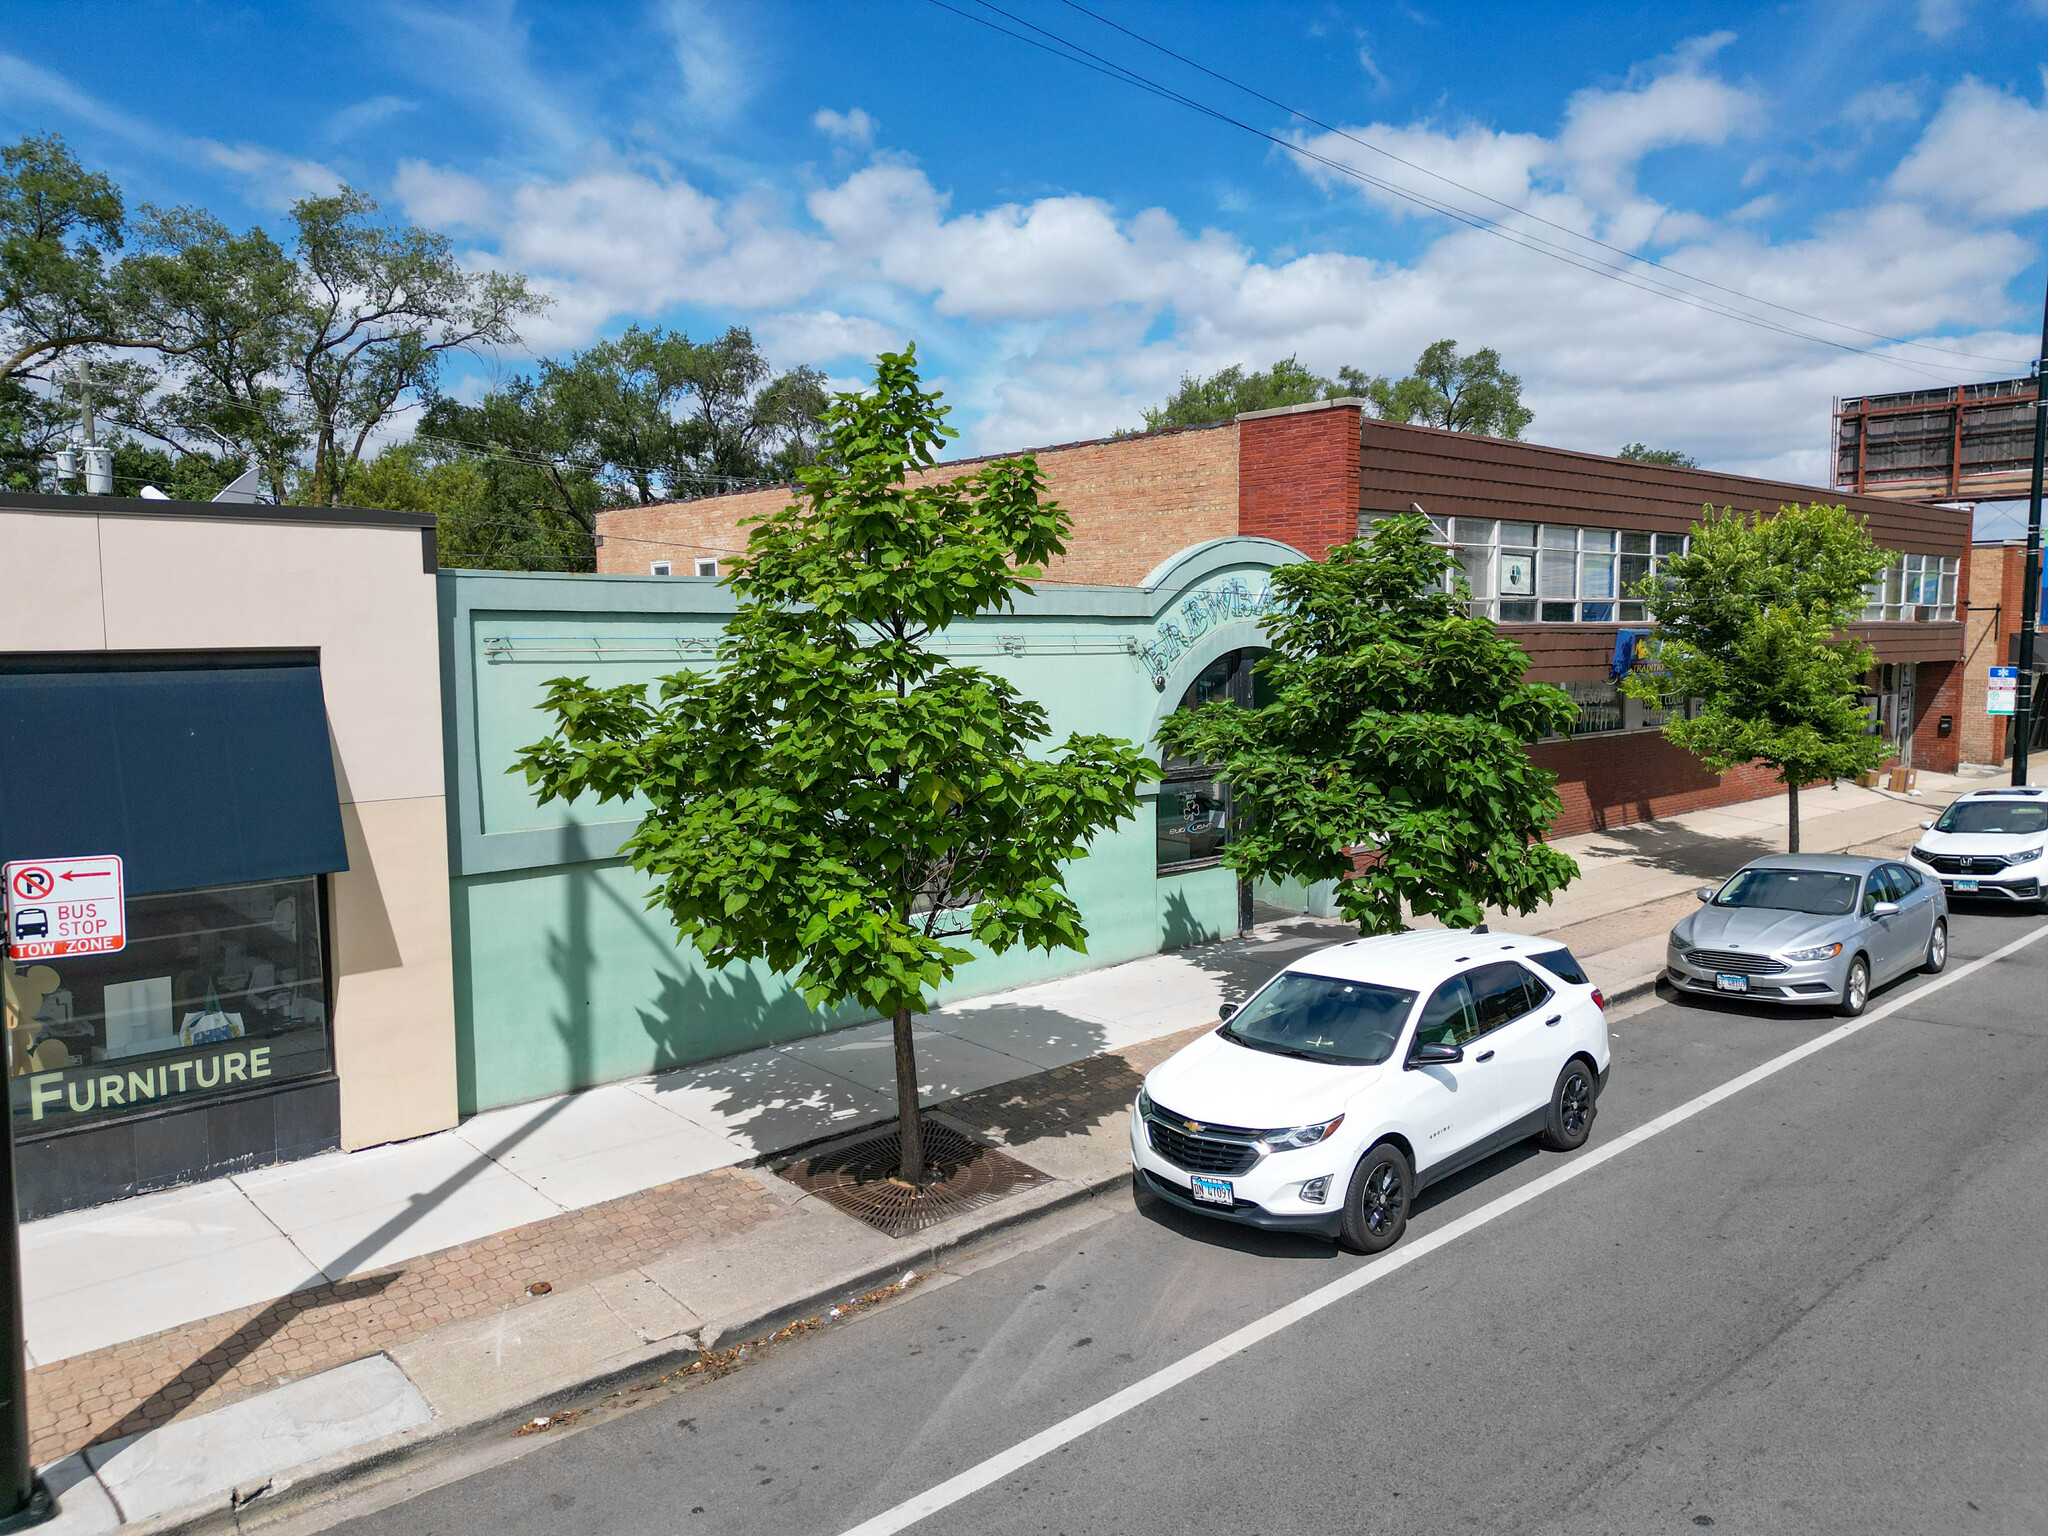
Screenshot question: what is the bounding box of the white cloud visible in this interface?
[383,1,587,158]
[1843,81,1923,128]
[394,159,496,229]
[662,0,750,123]
[1890,74,2048,218]
[323,94,417,143]
[1555,33,1761,205]
[756,310,905,362]
[1915,0,1969,38]
[813,107,876,147]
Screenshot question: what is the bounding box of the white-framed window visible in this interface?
[694,558,718,577]
[1380,516,1687,623]
[1862,554,1958,623]
[650,560,673,576]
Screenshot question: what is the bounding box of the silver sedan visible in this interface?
[1665,854,1948,1017]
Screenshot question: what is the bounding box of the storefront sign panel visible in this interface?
[1988,666,2018,716]
[5,855,125,961]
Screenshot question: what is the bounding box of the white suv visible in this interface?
[1131,931,1610,1254]
[1907,786,2048,910]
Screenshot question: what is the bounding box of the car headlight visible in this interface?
[1135,1086,1153,1119]
[2009,847,2042,865]
[1784,942,1843,963]
[1910,845,1932,862]
[1256,1115,1344,1153]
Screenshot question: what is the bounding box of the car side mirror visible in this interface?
[1695,886,1715,903]
[1217,1002,1237,1022]
[1408,1041,1463,1068]
[1872,900,1900,918]
[1919,819,1934,830]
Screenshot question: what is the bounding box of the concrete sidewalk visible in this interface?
[20,770,1983,1532]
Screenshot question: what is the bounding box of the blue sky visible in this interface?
[4,0,2048,521]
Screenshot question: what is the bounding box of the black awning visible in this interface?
[0,654,349,898]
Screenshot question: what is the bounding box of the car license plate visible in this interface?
[1715,973,1749,993]
[1954,879,1979,893]
[1190,1175,1234,1206]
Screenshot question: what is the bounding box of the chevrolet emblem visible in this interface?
[1184,1119,1206,1134]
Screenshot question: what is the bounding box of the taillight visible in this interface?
[1592,988,1607,1010]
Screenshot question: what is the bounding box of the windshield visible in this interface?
[1713,868,1858,916]
[1221,972,1417,1065]
[1935,801,2048,836]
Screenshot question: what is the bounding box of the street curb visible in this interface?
[122,1164,1136,1536]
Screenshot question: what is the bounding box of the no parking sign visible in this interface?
[4,855,125,961]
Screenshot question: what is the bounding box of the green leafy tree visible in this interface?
[1621,503,1889,852]
[0,135,134,386]
[1158,513,1579,933]
[1618,442,1698,468]
[1348,340,1533,439]
[514,348,1154,1181]
[1133,355,1331,432]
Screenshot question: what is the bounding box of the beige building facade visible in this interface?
[0,491,457,1216]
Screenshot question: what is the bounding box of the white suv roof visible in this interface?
[1285,929,1577,991]
[1953,786,2047,801]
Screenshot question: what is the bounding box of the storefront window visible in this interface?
[1157,649,1261,872]
[1564,680,1625,734]
[7,876,330,1135]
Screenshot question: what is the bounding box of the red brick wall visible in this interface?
[1961,544,2026,765]
[1236,402,1362,560]
[1532,733,1792,839]
[1909,657,1962,774]
[593,422,1241,587]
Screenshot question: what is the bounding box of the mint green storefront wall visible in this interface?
[439,539,1306,1115]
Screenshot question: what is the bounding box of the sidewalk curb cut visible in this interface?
[122,1165,1136,1536]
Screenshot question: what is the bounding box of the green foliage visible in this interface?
[1130,340,1533,441]
[1618,442,1699,468]
[434,324,827,516]
[1348,340,1533,439]
[1134,356,1332,432]
[0,135,129,384]
[514,347,1154,1023]
[1622,504,1890,830]
[1157,514,1579,934]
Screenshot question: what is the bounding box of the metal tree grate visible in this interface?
[775,1120,1048,1238]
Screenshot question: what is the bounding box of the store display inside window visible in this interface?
[6,875,331,1132]
[1157,648,1263,873]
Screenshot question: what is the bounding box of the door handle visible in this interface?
[1544,1014,1562,1027]
[1475,1049,1495,1062]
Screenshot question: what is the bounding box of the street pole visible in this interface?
[2013,275,2048,787]
[0,1059,50,1530]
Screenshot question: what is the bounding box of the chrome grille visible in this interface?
[1927,853,2012,875]
[1686,949,1789,976]
[1145,1107,1261,1176]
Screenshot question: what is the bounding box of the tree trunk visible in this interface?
[891,1006,925,1185]
[1787,778,1801,854]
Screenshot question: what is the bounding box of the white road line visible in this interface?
[836,920,2048,1536]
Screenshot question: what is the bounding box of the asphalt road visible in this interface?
[324,904,2048,1536]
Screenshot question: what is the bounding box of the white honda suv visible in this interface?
[1131,930,1610,1254]
[1907,786,2048,910]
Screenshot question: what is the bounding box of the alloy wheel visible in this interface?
[1362,1159,1405,1234]
[1559,1070,1592,1137]
[1847,962,1868,1011]
[1930,922,1947,969]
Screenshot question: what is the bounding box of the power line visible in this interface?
[928,0,2010,386]
[1048,0,2032,374]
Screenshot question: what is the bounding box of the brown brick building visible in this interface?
[598,399,1972,837]
[1960,539,2048,768]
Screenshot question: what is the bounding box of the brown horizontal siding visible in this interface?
[1509,625,1626,683]
[1850,621,1964,664]
[1360,419,1969,556]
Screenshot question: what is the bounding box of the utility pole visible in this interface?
[72,367,113,497]
[2014,276,2047,788]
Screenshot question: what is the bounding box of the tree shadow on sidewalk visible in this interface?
[1578,820,1774,882]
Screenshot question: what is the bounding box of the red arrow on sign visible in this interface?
[58,868,115,881]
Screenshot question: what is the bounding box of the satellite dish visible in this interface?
[210,466,263,504]
[139,485,169,500]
